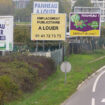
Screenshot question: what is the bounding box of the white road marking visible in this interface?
[92,98,95,105]
[101,98,105,103]
[92,70,105,93]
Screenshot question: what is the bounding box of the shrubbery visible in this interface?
[14,25,31,43]
[0,54,56,104]
[0,75,20,105]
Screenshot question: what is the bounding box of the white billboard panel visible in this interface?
[33,2,59,14]
[0,16,13,51]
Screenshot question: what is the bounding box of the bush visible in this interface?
[0,60,38,92]
[16,55,56,80]
[0,54,56,103]
[14,25,31,43]
[0,76,20,105]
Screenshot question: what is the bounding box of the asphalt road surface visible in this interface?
[61,67,105,105]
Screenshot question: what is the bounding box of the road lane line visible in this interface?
[92,98,95,105]
[92,70,105,93]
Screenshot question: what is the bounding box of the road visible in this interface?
[61,67,105,105]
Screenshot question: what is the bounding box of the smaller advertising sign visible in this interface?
[70,13,101,37]
[0,16,13,51]
[33,2,59,14]
[31,14,66,41]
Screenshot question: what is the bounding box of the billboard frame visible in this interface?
[0,16,14,51]
[69,12,101,38]
[31,13,67,41]
[74,7,101,13]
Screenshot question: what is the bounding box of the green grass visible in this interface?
[15,22,31,25]
[7,49,105,105]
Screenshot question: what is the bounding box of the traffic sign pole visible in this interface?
[65,69,67,84]
[60,61,72,84]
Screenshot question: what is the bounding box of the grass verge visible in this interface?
[7,49,105,105]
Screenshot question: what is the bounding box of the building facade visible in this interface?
[13,0,30,9]
[71,0,105,22]
[91,0,105,22]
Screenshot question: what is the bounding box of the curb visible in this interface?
[77,66,105,90]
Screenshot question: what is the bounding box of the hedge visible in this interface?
[0,54,56,104]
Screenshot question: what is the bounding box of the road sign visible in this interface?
[31,14,66,41]
[0,16,13,51]
[60,61,71,72]
[33,2,59,14]
[60,61,71,83]
[70,13,101,37]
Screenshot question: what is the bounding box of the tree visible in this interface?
[74,0,93,7]
[0,0,14,15]
[59,0,71,21]
[0,0,12,5]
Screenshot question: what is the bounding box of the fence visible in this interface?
[68,37,105,54]
[29,48,63,65]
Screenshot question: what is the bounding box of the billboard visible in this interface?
[0,16,13,51]
[70,13,101,37]
[31,14,66,41]
[33,2,59,14]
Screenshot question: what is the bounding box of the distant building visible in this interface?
[71,0,105,22]
[74,7,101,13]
[91,0,105,22]
[13,0,30,9]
